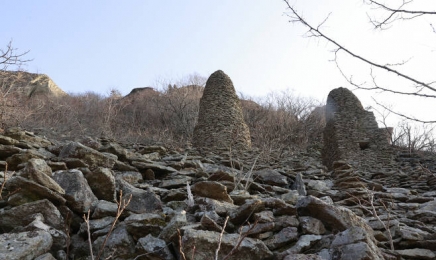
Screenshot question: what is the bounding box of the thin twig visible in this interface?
[215,216,230,260]
[96,190,132,259]
[83,210,94,260]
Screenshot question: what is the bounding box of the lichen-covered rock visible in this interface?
[24,158,65,194]
[182,229,273,260]
[0,199,64,232]
[83,167,116,202]
[59,142,116,169]
[52,169,98,213]
[5,176,66,206]
[117,178,162,214]
[136,234,175,260]
[193,70,251,150]
[0,230,53,260]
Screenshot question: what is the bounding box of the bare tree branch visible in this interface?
[365,0,436,29]
[372,98,436,123]
[0,40,31,71]
[283,0,436,96]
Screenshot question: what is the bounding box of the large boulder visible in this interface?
[52,169,98,213]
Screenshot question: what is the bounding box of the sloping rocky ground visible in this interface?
[0,127,435,260]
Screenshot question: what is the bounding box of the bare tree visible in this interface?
[282,0,436,123]
[0,41,31,128]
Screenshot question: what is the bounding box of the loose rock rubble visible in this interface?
[0,126,435,260]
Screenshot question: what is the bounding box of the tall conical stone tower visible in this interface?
[193,70,251,150]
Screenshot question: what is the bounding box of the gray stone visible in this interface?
[296,195,373,232]
[191,181,233,203]
[159,211,187,242]
[6,150,46,170]
[93,224,135,259]
[0,144,22,159]
[59,141,116,169]
[283,254,323,260]
[52,169,98,213]
[14,213,67,253]
[280,190,300,205]
[265,227,299,250]
[98,142,128,161]
[34,253,57,260]
[136,234,175,260]
[396,248,436,260]
[0,230,53,260]
[117,178,162,213]
[279,235,322,257]
[253,169,288,187]
[0,134,19,145]
[117,171,143,184]
[331,226,370,247]
[5,176,66,206]
[24,158,65,194]
[330,242,383,260]
[293,173,307,196]
[299,216,326,235]
[230,199,265,225]
[160,176,192,189]
[182,229,273,260]
[91,200,119,218]
[83,167,116,202]
[0,199,64,231]
[131,161,177,174]
[125,213,166,240]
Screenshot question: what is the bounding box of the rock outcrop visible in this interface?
[193,70,251,150]
[322,87,393,169]
[0,70,66,97]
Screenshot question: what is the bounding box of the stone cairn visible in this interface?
[192,70,251,150]
[322,87,393,170]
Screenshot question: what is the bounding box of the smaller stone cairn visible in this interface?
[193,70,251,150]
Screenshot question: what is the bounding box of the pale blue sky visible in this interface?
[2,0,435,123]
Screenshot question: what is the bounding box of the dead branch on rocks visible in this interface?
[222,219,259,260]
[177,228,188,260]
[83,190,132,260]
[215,216,230,260]
[347,187,394,250]
[0,164,18,200]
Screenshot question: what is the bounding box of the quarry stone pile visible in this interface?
[0,86,435,259]
[193,70,251,150]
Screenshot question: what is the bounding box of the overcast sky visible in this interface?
[2,0,435,125]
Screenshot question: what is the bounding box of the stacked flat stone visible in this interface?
[322,87,393,169]
[193,70,251,150]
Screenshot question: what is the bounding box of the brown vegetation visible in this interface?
[0,74,326,153]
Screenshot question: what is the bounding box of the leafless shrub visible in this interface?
[392,121,436,153]
[241,90,324,153]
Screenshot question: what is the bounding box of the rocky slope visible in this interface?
[0,127,435,259]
